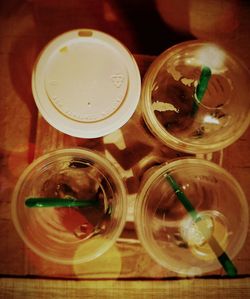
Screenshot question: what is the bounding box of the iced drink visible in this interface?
[135,158,248,276]
[12,148,127,264]
[39,160,111,240]
[141,41,250,154]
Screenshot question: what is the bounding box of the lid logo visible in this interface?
[111,74,124,88]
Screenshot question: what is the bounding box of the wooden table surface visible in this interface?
[0,1,250,298]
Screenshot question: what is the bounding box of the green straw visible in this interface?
[25,197,99,208]
[209,236,237,277]
[165,173,237,277]
[192,66,212,115]
[165,174,201,222]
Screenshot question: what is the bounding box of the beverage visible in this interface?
[38,160,111,241]
[12,148,127,264]
[135,158,248,276]
[32,29,141,138]
[141,41,250,154]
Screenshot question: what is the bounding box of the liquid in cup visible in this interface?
[135,158,248,276]
[141,40,250,154]
[11,148,127,264]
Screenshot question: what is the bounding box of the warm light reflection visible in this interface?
[203,114,220,125]
[182,183,190,190]
[155,0,239,39]
[26,240,122,279]
[73,242,122,278]
[195,45,226,71]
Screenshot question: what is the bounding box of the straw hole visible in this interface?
[78,30,93,37]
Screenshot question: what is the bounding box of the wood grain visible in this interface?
[1,277,250,299]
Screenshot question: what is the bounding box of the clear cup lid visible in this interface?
[32,29,141,138]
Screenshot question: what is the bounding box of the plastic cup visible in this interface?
[135,158,248,276]
[141,40,250,154]
[32,29,141,138]
[11,148,127,264]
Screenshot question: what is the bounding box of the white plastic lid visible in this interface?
[32,29,141,138]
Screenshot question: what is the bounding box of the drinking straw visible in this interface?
[25,197,99,208]
[192,66,212,115]
[165,174,201,222]
[209,235,237,277]
[165,173,237,277]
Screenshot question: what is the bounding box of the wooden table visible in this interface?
[0,1,250,298]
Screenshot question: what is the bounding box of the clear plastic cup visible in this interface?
[135,158,248,276]
[141,40,250,154]
[11,148,127,264]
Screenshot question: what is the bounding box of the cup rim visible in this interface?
[135,157,249,275]
[141,40,250,154]
[11,148,128,264]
